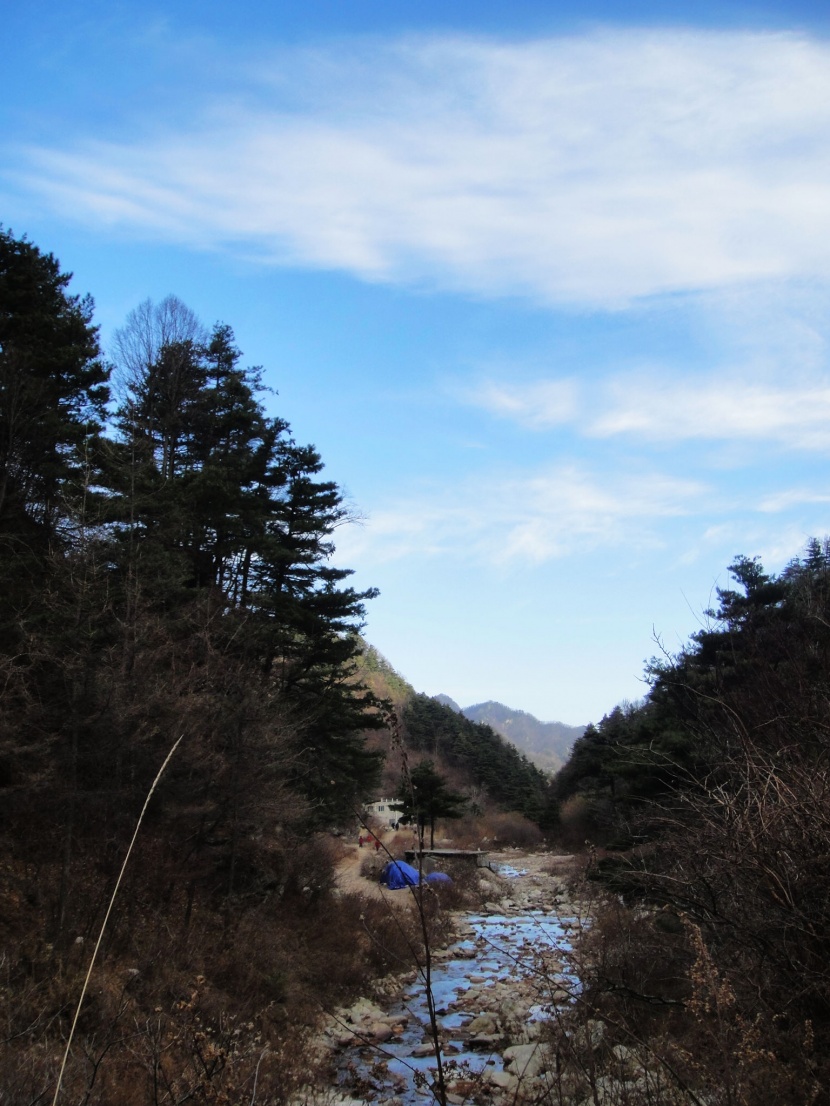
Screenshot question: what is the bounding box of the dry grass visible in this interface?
[0,818,493,1106]
[0,828,437,1105]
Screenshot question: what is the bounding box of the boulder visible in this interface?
[503,1042,548,1079]
[611,1044,642,1079]
[468,1033,503,1050]
[410,1043,436,1059]
[486,1070,520,1092]
[467,1014,498,1036]
[369,1022,394,1043]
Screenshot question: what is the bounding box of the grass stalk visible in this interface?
[51,734,184,1106]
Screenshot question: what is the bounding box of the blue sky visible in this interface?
[4,1,830,724]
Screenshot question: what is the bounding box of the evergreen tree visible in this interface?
[245,439,383,820]
[109,303,382,824]
[0,227,109,550]
[398,759,466,848]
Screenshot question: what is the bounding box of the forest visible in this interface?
[0,228,555,1103]
[3,224,830,1105]
[552,544,830,1103]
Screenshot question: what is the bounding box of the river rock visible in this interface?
[503,1042,548,1079]
[485,1070,520,1093]
[459,986,482,1005]
[468,1032,503,1050]
[583,1075,631,1106]
[583,1019,606,1049]
[544,958,566,975]
[347,998,387,1024]
[467,1013,498,1035]
[611,1044,641,1078]
[519,1020,544,1042]
[410,1043,436,1058]
[369,1022,394,1043]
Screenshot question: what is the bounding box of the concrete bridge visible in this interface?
[404,848,490,868]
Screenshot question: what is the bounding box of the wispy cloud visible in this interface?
[591,375,830,447]
[457,378,579,428]
[10,28,830,306]
[461,371,830,450]
[337,463,708,567]
[758,489,830,512]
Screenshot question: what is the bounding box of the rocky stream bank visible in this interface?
[304,851,592,1106]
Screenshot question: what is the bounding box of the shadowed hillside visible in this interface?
[357,655,553,824]
[434,695,585,773]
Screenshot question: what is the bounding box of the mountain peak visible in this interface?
[432,693,461,712]
[459,700,586,772]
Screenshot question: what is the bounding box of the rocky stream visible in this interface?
[310,851,589,1106]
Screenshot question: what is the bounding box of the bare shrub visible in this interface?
[0,820,432,1106]
[442,812,486,849]
[384,828,414,854]
[278,833,342,901]
[481,810,544,849]
[359,849,386,880]
[557,793,596,850]
[428,858,488,910]
[554,871,825,1106]
[574,894,693,1034]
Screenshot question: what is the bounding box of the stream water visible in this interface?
[336,863,581,1104]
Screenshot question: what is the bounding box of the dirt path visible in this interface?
[335,842,383,898]
[334,829,417,900]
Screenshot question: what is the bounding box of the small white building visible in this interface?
[363,798,403,826]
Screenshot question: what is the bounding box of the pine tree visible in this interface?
[109,303,383,824]
[0,227,109,550]
[245,439,382,820]
[398,759,466,848]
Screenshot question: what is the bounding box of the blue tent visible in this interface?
[379,860,421,889]
[425,871,453,885]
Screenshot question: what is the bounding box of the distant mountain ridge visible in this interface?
[433,695,585,773]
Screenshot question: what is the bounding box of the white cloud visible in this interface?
[460,371,830,451]
[591,375,830,447]
[758,489,830,512]
[336,463,708,567]
[458,378,579,427]
[11,28,830,306]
